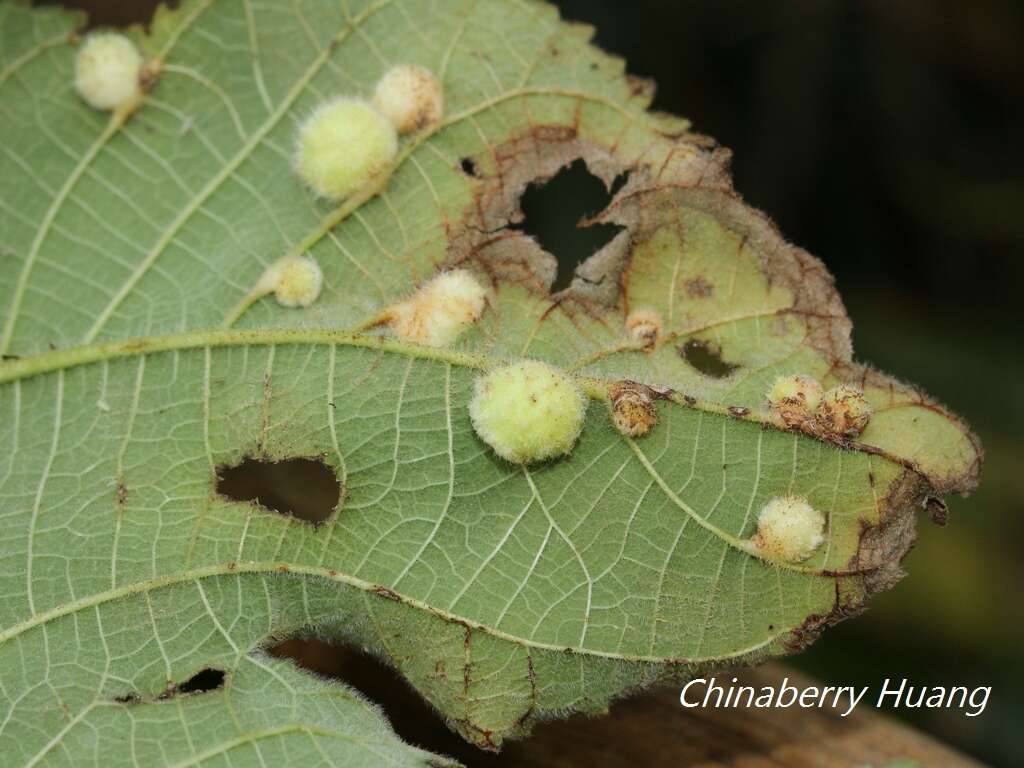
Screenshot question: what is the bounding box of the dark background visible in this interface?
[35,0,1024,765]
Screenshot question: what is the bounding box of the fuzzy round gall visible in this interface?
[372,64,444,134]
[766,374,823,428]
[817,384,872,438]
[751,496,826,562]
[389,269,487,347]
[294,97,398,200]
[469,360,588,465]
[273,255,323,308]
[74,33,143,111]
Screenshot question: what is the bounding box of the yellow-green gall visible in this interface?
[74,33,143,111]
[372,64,444,134]
[389,269,487,347]
[608,382,657,437]
[751,495,826,562]
[766,374,823,428]
[625,308,662,349]
[469,360,588,464]
[294,97,398,200]
[271,255,323,308]
[817,384,872,438]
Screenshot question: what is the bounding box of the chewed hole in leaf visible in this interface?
[268,637,478,762]
[172,667,226,696]
[41,0,169,29]
[216,457,341,525]
[459,157,479,177]
[679,339,739,378]
[112,667,226,704]
[512,159,627,292]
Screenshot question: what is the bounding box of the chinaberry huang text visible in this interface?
[679,677,990,718]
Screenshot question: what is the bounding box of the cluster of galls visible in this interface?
[468,369,663,466]
[766,374,872,440]
[295,64,444,201]
[243,65,448,312]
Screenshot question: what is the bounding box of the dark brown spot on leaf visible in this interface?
[679,339,739,378]
[686,276,713,297]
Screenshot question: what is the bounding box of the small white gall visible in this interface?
[388,269,487,347]
[766,374,824,429]
[272,255,323,308]
[625,308,662,349]
[469,360,588,465]
[294,97,398,200]
[372,64,444,134]
[817,384,872,438]
[608,382,657,437]
[74,32,143,111]
[751,495,826,563]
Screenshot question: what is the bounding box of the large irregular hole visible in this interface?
[511,159,628,292]
[216,457,341,525]
[679,339,739,378]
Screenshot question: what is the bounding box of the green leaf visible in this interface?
[0,0,979,762]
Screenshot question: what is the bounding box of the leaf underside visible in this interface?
[0,0,980,764]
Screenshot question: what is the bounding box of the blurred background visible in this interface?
[34,0,1024,764]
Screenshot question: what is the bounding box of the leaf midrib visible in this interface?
[0,559,788,664]
[0,324,914,478]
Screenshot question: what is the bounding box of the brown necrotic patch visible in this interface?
[686,275,714,298]
[679,339,739,378]
[216,456,341,525]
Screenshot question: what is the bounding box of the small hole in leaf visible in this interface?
[512,159,628,292]
[460,157,479,177]
[174,668,225,695]
[114,667,226,704]
[216,457,341,525]
[679,339,739,378]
